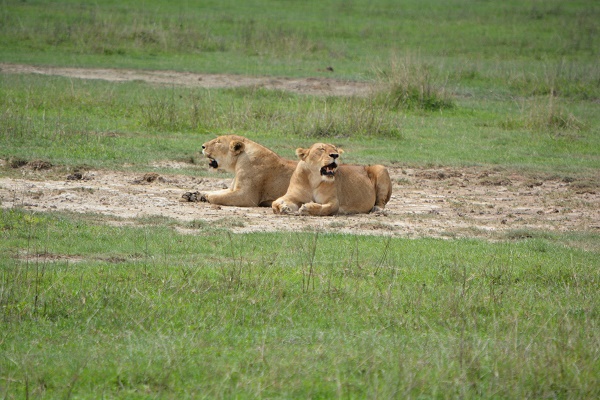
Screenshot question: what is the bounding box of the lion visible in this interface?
[183,135,297,207]
[272,143,392,216]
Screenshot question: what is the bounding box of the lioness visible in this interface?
[272,143,392,216]
[184,135,297,207]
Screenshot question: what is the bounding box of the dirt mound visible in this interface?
[1,164,598,240]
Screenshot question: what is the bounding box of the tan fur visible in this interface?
[198,135,297,207]
[272,143,392,216]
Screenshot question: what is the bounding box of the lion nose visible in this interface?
[330,153,339,159]
[202,145,206,150]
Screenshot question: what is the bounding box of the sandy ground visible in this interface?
[1,63,598,239]
[1,161,598,239]
[0,63,372,96]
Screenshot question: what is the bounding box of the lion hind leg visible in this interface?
[367,165,392,209]
[204,189,262,207]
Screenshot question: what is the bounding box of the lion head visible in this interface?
[296,143,343,181]
[201,135,246,173]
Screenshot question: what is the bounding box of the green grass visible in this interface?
[1,209,599,398]
[1,73,598,177]
[1,0,599,79]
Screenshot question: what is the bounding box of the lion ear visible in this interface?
[230,140,245,155]
[296,148,308,160]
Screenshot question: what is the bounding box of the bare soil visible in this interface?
[0,63,372,96]
[1,63,598,240]
[1,161,598,240]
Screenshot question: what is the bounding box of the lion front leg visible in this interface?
[298,201,339,216]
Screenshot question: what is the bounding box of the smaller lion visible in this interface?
[184,135,297,207]
[272,143,392,216]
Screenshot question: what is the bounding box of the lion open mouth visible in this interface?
[208,158,218,169]
[320,162,337,177]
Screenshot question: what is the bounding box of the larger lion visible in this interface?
[183,135,297,207]
[272,143,392,216]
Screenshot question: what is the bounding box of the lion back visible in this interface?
[243,142,298,206]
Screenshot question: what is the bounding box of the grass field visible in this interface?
[1,0,599,398]
[2,71,598,177]
[1,0,598,78]
[1,209,599,398]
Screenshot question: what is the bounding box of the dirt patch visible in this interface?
[1,164,598,240]
[0,63,372,97]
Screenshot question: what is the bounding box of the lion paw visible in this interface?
[273,200,293,214]
[299,203,322,216]
[181,192,209,203]
[298,204,310,215]
[181,191,198,202]
[280,205,294,214]
[370,206,387,215]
